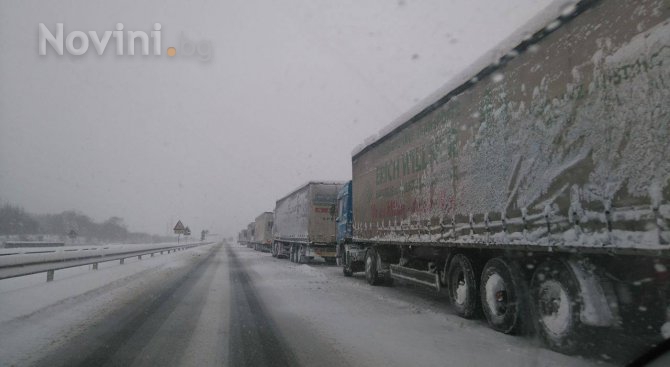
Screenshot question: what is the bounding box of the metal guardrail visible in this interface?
[0,241,213,282]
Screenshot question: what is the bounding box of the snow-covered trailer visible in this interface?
[245,222,255,248]
[272,181,344,263]
[237,229,247,246]
[252,212,274,252]
[340,0,670,354]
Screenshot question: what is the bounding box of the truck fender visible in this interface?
[439,251,455,286]
[374,246,401,272]
[567,258,620,327]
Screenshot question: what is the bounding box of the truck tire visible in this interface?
[446,254,479,319]
[342,252,353,277]
[365,248,383,285]
[531,259,585,354]
[480,257,528,334]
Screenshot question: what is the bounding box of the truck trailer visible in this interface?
[272,181,344,263]
[338,0,670,355]
[252,211,274,252]
[237,229,247,246]
[245,222,255,249]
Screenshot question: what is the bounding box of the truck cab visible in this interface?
[336,181,367,276]
[335,181,352,245]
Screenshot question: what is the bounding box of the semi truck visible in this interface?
[245,222,255,249]
[252,211,274,252]
[337,0,670,354]
[272,181,344,263]
[237,229,247,246]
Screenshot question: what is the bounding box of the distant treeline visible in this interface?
[0,203,173,243]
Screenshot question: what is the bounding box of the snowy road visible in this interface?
[0,243,614,366]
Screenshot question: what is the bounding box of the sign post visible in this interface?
[173,220,185,244]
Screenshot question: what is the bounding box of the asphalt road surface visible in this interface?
[0,243,631,366]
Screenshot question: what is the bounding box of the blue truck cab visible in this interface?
[335,181,352,245]
[336,180,367,276]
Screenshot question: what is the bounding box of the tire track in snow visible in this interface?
[227,246,298,367]
[33,244,219,367]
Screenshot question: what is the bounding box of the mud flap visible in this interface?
[567,258,619,327]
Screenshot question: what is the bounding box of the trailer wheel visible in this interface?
[365,248,382,285]
[531,259,584,354]
[446,254,479,318]
[480,258,528,334]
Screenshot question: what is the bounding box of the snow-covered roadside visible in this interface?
[0,243,216,366]
[233,246,605,367]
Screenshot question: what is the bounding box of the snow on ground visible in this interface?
[0,243,616,366]
[234,246,605,367]
[0,243,216,367]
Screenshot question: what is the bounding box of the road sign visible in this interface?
[173,220,185,234]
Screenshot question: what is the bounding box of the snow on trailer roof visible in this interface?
[255,211,274,219]
[351,0,587,158]
[275,180,348,204]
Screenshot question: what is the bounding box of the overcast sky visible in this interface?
[0,0,554,237]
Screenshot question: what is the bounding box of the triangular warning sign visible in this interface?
[173,220,185,232]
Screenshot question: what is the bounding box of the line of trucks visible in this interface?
[238,0,670,355]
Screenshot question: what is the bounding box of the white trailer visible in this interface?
[272,181,344,263]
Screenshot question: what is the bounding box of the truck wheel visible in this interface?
[531,259,584,354]
[480,257,528,334]
[365,248,382,285]
[342,253,353,277]
[446,254,479,318]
